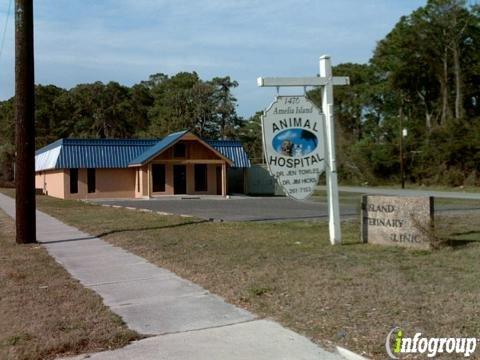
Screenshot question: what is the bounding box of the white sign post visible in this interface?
[257,55,349,245]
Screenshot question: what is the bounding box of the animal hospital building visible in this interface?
[34,130,251,199]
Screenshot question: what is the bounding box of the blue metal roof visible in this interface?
[128,130,188,166]
[36,138,158,170]
[206,140,251,168]
[35,131,251,170]
[35,138,64,155]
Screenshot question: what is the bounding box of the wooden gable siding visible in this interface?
[152,140,221,161]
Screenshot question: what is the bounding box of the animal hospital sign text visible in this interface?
[262,96,325,200]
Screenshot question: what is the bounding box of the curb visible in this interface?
[91,202,203,220]
[336,346,369,360]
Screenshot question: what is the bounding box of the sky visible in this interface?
[0,0,426,118]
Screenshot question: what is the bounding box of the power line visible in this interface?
[0,0,13,60]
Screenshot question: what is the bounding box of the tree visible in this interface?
[140,73,168,90]
[147,72,240,139]
[66,82,136,138]
[35,85,69,147]
[372,0,480,128]
[237,112,263,163]
[148,72,200,136]
[129,84,154,137]
[0,99,15,181]
[210,76,239,139]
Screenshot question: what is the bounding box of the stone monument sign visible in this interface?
[361,195,434,249]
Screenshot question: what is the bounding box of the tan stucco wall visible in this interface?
[36,165,222,199]
[98,168,135,198]
[208,164,220,195]
[35,170,66,199]
[134,168,140,197]
[186,164,194,194]
[165,164,174,195]
[134,165,149,198]
[35,173,44,190]
[134,167,149,198]
[66,168,135,200]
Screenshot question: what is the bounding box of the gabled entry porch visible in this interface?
[129,130,231,198]
[148,161,227,197]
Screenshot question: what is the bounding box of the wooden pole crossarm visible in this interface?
[257,76,349,88]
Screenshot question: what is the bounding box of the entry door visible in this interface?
[173,165,187,194]
[152,164,166,192]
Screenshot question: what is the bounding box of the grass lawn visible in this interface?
[1,188,480,358]
[0,208,140,360]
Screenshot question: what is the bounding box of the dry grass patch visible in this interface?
[1,189,479,359]
[0,209,140,360]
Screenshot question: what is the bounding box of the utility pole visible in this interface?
[15,0,36,244]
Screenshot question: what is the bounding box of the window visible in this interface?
[173,143,186,157]
[194,164,208,192]
[87,168,96,193]
[152,164,166,192]
[70,169,78,194]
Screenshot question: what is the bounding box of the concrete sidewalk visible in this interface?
[0,193,354,360]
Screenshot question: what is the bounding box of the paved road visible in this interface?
[317,185,480,200]
[94,195,480,222]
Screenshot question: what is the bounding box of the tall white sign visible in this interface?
[257,55,349,245]
[262,95,325,200]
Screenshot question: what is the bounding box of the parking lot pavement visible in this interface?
[93,195,480,222]
[93,197,359,222]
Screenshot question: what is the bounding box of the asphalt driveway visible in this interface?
[93,193,480,222]
[94,197,358,222]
